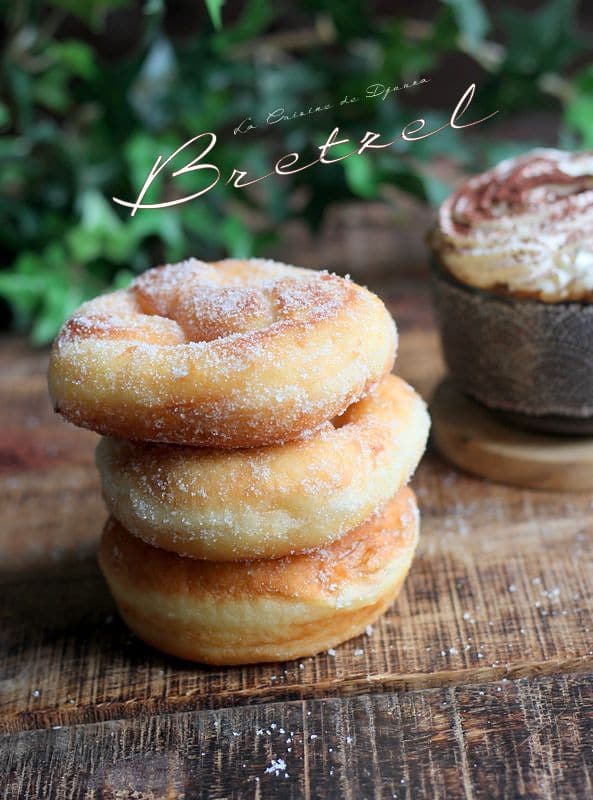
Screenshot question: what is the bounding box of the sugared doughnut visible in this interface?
[98,488,419,665]
[48,259,397,447]
[96,375,429,560]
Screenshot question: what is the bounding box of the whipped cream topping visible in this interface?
[434,148,593,301]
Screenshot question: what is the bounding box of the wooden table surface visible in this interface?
[2,289,593,799]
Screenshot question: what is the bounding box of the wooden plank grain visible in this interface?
[2,673,593,800]
[2,311,593,732]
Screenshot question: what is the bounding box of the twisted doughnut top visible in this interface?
[61,258,354,346]
[50,257,396,447]
[432,149,593,302]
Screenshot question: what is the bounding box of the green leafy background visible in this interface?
[0,0,590,342]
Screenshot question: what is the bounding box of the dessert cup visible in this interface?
[431,260,593,434]
[430,148,593,435]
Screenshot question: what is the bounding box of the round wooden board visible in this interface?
[431,378,593,491]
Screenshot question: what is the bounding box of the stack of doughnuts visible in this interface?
[48,258,430,665]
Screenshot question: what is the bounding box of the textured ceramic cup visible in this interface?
[430,148,593,435]
[431,260,593,434]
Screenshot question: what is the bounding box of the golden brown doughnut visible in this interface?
[96,375,429,560]
[98,488,419,665]
[48,259,397,447]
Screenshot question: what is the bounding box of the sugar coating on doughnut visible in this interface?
[96,374,430,560]
[49,259,398,447]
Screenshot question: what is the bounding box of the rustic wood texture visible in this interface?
[432,377,593,490]
[3,673,593,799]
[2,290,593,797]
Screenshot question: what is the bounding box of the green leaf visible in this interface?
[221,216,256,257]
[441,0,489,45]
[110,270,135,290]
[205,0,225,30]
[564,66,593,147]
[48,41,98,80]
[67,191,168,265]
[124,132,178,198]
[500,0,582,76]
[32,69,71,113]
[214,0,274,48]
[343,155,380,199]
[566,94,593,148]
[0,254,47,325]
[34,246,102,344]
[381,20,439,78]
[0,244,102,343]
